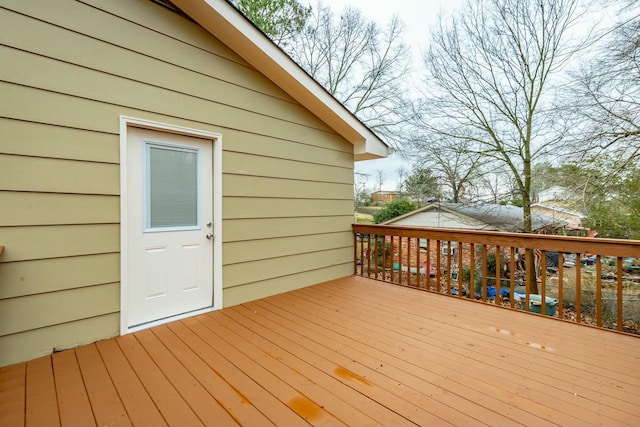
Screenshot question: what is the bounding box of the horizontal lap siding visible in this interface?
[0,193,119,226]
[221,148,353,297]
[0,0,354,366]
[0,254,120,299]
[0,119,119,163]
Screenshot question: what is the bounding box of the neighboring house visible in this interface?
[538,186,572,203]
[385,202,568,233]
[0,0,389,366]
[372,190,399,204]
[530,202,585,229]
[534,186,588,235]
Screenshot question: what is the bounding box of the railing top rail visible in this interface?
[353,224,640,258]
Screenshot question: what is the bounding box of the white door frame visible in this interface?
[119,116,223,335]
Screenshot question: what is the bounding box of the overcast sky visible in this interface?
[304,0,466,191]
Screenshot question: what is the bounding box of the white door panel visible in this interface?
[126,127,214,328]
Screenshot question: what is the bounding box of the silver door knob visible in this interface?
[206,233,213,240]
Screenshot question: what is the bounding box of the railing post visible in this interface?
[353,231,357,275]
[425,240,431,291]
[509,247,515,308]
[481,245,487,302]
[369,234,380,279]
[525,249,531,310]
[617,258,623,331]
[457,241,463,298]
[391,235,395,284]
[469,243,475,299]
[416,239,421,289]
[596,255,602,327]
[436,240,441,293]
[446,241,452,295]
[557,253,564,319]
[398,236,404,286]
[368,234,373,279]
[407,237,412,287]
[496,246,501,305]
[576,254,582,324]
[541,251,547,316]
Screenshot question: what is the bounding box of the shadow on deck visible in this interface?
[1,275,639,426]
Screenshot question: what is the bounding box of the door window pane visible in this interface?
[146,143,199,229]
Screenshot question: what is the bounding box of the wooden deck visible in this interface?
[1,275,639,427]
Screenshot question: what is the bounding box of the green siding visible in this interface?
[0,254,120,299]
[222,232,353,265]
[0,119,118,163]
[0,0,355,367]
[221,265,352,308]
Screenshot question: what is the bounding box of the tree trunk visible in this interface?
[522,181,539,294]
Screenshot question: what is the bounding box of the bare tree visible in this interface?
[419,0,591,236]
[570,0,640,169]
[287,2,418,149]
[419,0,594,293]
[354,172,371,212]
[414,137,486,203]
[473,164,514,203]
[230,1,417,150]
[374,169,385,193]
[396,166,407,193]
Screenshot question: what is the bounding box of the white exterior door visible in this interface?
[126,127,214,328]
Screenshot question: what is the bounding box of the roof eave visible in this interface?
[170,0,391,160]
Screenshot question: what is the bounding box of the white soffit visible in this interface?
[171,0,390,160]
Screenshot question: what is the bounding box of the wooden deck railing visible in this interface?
[353,224,640,334]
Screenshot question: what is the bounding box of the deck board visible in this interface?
[301,279,640,419]
[1,275,639,427]
[75,344,130,427]
[115,334,203,426]
[94,339,167,427]
[259,293,556,426]
[150,324,273,427]
[25,357,59,427]
[188,315,338,426]
[51,351,95,427]
[322,278,640,388]
[167,319,307,426]
[245,298,477,426]
[223,305,416,427]
[318,278,638,424]
[0,363,25,427]
[255,291,554,426]
[135,328,239,427]
[290,280,632,426]
[209,311,379,426]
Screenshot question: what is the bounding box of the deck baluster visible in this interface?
[576,254,582,323]
[496,246,501,305]
[525,249,532,310]
[436,240,441,293]
[596,255,603,327]
[469,244,475,300]
[509,247,516,308]
[457,241,464,298]
[558,253,564,319]
[426,240,431,291]
[541,250,547,316]
[617,258,623,331]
